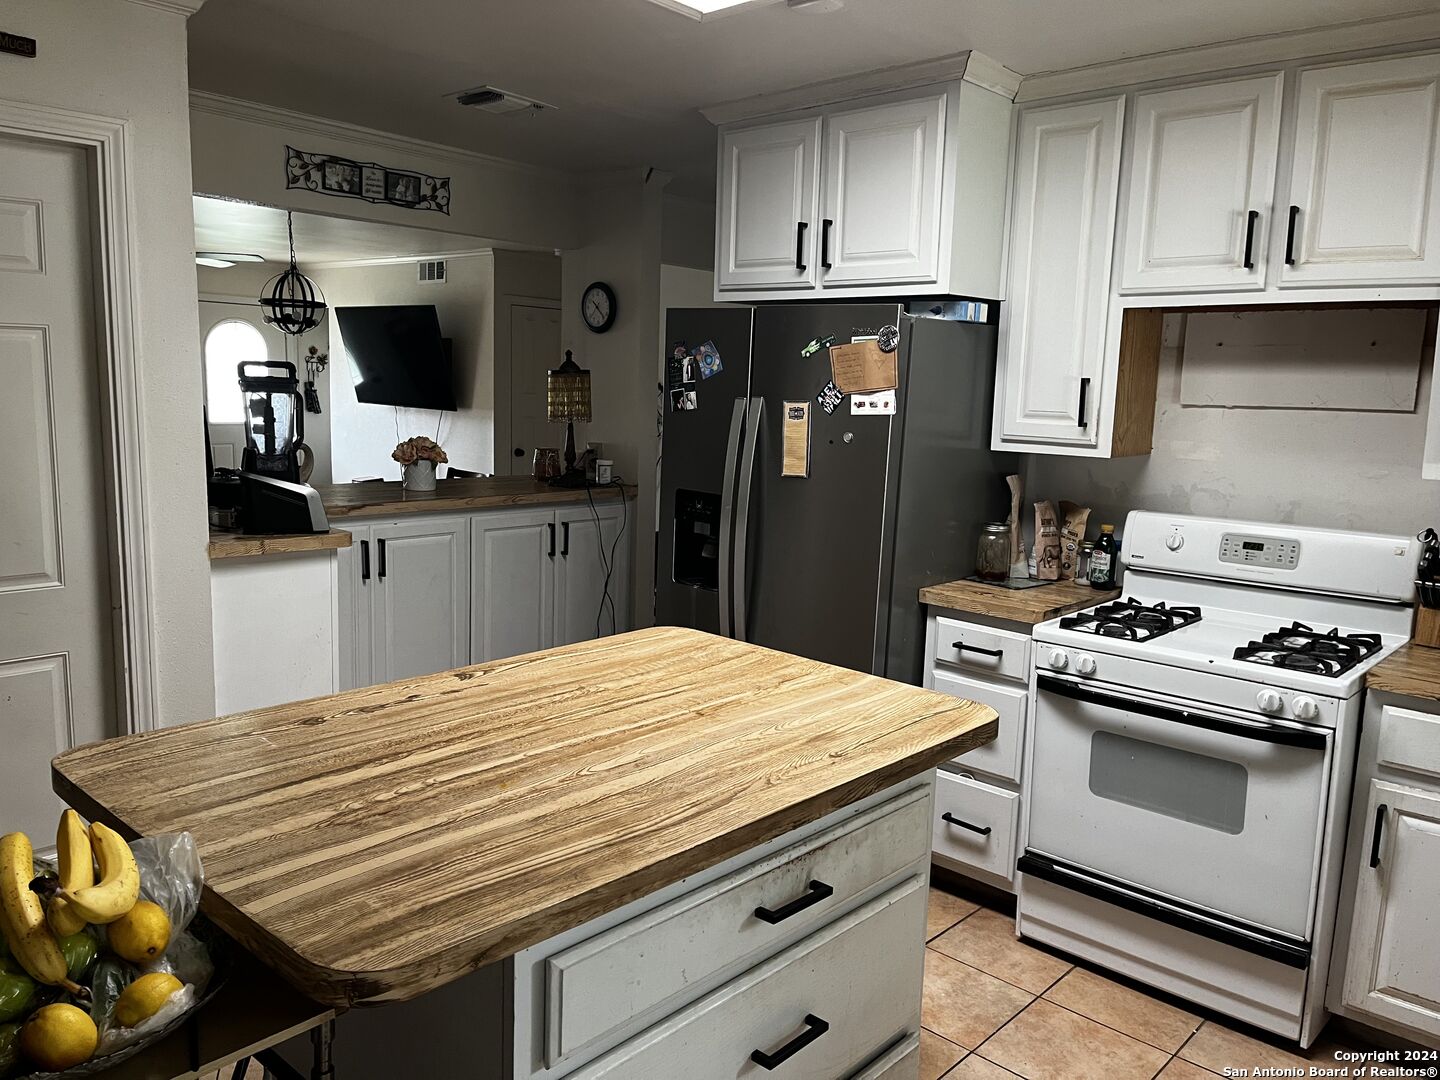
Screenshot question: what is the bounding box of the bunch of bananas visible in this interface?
[0,810,177,1076]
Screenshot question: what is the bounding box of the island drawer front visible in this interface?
[565,875,926,1080]
[931,669,1026,783]
[850,1032,921,1078]
[545,787,930,1067]
[932,770,1020,883]
[933,617,1031,684]
[1377,704,1440,780]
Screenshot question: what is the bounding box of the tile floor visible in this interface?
[921,884,1383,1080]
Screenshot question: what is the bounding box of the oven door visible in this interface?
[1027,674,1331,940]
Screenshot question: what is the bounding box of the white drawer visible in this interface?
[850,1033,920,1078]
[545,788,930,1067]
[568,876,927,1079]
[933,617,1031,684]
[932,770,1020,885]
[931,669,1026,783]
[1378,704,1440,781]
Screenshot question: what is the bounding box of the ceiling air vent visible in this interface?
[452,85,554,116]
[417,259,447,285]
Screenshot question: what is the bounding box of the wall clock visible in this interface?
[581,281,617,333]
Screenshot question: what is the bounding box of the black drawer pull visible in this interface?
[943,812,992,836]
[561,521,571,558]
[750,1014,829,1070]
[548,522,556,559]
[1077,376,1090,430]
[1285,205,1299,266]
[795,221,808,271]
[359,540,370,584]
[1243,208,1259,269]
[753,880,834,925]
[951,642,1003,658]
[821,218,833,270]
[377,537,387,580]
[1370,804,1387,869]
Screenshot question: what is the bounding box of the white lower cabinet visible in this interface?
[554,505,630,647]
[471,509,557,663]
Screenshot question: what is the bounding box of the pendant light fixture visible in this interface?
[259,211,327,336]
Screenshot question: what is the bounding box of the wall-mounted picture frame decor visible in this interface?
[286,146,450,214]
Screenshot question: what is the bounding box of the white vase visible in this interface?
[403,459,437,491]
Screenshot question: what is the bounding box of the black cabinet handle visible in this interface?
[1077,376,1090,430]
[794,221,808,271]
[1370,804,1387,868]
[754,880,834,925]
[561,521,570,557]
[1285,205,1299,266]
[359,540,370,584]
[943,812,992,836]
[377,538,387,580]
[1243,209,1259,270]
[750,1014,829,1070]
[547,522,556,559]
[951,642,1003,658]
[820,219,833,270]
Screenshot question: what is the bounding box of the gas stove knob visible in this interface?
[1292,696,1320,721]
[1047,649,1070,671]
[1256,689,1283,714]
[1074,653,1098,676]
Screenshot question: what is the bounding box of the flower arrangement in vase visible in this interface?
[393,436,448,491]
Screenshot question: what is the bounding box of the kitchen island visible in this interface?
[54,628,995,1078]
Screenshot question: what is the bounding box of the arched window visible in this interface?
[204,320,267,424]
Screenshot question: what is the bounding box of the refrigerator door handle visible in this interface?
[734,396,764,642]
[717,397,747,639]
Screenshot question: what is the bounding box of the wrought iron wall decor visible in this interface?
[286,146,451,215]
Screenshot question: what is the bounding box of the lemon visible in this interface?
[114,972,183,1028]
[107,901,171,964]
[18,1003,97,1071]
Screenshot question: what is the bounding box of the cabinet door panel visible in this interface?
[1284,54,1440,285]
[336,524,372,691]
[716,119,821,291]
[1121,75,1281,292]
[1343,780,1440,1039]
[822,94,945,286]
[555,506,630,648]
[471,510,554,663]
[997,97,1124,446]
[369,516,469,683]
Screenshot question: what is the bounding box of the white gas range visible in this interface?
[1017,512,1419,1048]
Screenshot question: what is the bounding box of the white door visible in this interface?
[369,516,470,682]
[715,118,821,291]
[997,97,1124,446]
[1283,54,1440,286]
[0,135,116,840]
[1120,75,1282,292]
[555,505,629,647]
[506,303,561,475]
[1342,781,1440,1038]
[470,509,555,662]
[821,94,945,287]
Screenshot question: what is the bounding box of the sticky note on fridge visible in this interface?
[781,401,810,477]
[850,389,896,415]
[829,339,897,393]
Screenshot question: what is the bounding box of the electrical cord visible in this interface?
[584,476,627,638]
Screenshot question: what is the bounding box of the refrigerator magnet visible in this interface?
[781,401,811,478]
[816,380,844,415]
[850,390,896,415]
[877,324,900,352]
[800,334,836,359]
[694,340,723,379]
[829,339,898,394]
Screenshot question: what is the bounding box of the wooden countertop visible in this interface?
[314,477,631,519]
[1367,643,1440,701]
[208,529,352,560]
[919,577,1121,625]
[52,627,996,1009]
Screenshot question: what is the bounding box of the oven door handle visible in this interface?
[1037,675,1328,750]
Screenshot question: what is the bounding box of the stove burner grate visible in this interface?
[1059,598,1202,642]
[1233,622,1381,678]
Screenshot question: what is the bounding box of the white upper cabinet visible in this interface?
[715,119,821,292]
[821,95,945,286]
[1282,53,1440,286]
[996,97,1125,447]
[1120,75,1282,293]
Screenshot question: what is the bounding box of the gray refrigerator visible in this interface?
[656,303,1014,685]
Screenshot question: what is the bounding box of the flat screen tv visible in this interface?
[336,305,458,410]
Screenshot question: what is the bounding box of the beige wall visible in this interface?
[5,0,215,727]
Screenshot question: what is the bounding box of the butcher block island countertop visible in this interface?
[919,577,1119,624]
[1367,642,1440,701]
[52,627,996,1010]
[313,476,631,519]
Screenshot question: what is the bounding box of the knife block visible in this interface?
[1415,605,1440,649]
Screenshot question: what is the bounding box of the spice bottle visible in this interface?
[1089,525,1118,590]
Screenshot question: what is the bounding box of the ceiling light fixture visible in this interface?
[644,0,771,20]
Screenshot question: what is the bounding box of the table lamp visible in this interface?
[547,350,592,478]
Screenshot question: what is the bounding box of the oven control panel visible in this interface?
[1219,532,1300,570]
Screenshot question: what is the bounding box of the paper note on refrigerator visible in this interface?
[781,401,810,478]
[828,340,897,393]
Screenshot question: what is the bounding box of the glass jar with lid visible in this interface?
[976,522,1011,582]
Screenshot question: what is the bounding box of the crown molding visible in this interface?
[189,91,579,183]
[1016,9,1440,102]
[700,50,1021,125]
[119,0,207,16]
